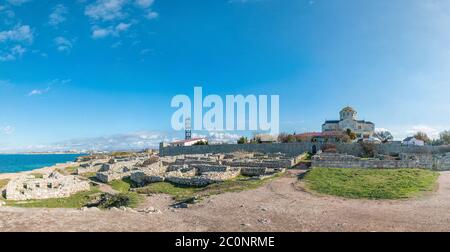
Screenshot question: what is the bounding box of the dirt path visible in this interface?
[1,170,450,232]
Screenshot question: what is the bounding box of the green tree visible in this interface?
[237,137,248,144]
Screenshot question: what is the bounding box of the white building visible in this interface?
[402,137,425,146]
[169,138,208,147]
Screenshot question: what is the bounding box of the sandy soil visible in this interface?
[1,170,450,232]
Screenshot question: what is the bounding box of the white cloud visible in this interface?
[85,0,158,40]
[115,22,131,31]
[28,87,50,96]
[30,131,172,152]
[0,25,34,44]
[26,79,70,96]
[7,0,31,6]
[375,127,390,132]
[0,44,26,61]
[135,0,154,9]
[0,125,14,135]
[145,11,158,20]
[54,36,73,53]
[405,125,444,140]
[85,0,128,21]
[91,27,113,39]
[49,4,68,27]
[379,124,448,140]
[91,23,132,39]
[0,25,34,61]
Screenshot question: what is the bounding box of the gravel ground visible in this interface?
[1,170,450,232]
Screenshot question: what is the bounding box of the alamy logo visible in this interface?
[171,87,279,135]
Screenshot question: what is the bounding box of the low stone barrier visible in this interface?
[5,172,90,201]
[311,153,436,169]
[241,167,268,176]
[223,159,293,169]
[130,171,164,186]
[190,164,229,173]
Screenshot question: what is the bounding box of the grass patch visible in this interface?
[0,179,10,201]
[120,192,142,208]
[56,166,79,175]
[107,179,143,208]
[0,179,10,189]
[111,151,135,157]
[108,178,135,193]
[4,186,102,208]
[29,173,44,178]
[136,173,284,202]
[80,172,97,180]
[137,182,200,202]
[302,168,439,199]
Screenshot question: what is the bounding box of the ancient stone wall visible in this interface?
[311,153,437,169]
[160,142,316,157]
[160,142,450,158]
[5,172,90,201]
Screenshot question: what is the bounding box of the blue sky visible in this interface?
[1,0,450,152]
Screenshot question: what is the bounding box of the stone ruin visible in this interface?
[312,152,450,170]
[86,151,304,187]
[129,152,304,187]
[4,171,90,201]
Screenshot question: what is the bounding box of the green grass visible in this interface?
[56,166,79,175]
[4,186,102,208]
[304,152,313,160]
[302,168,439,199]
[123,192,144,208]
[108,178,133,193]
[108,178,143,208]
[136,173,284,202]
[79,172,97,180]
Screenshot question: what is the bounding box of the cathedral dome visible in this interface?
[340,106,357,120]
[340,106,356,113]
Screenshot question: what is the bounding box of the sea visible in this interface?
[0,154,85,174]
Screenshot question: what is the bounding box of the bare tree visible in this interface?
[414,131,431,144]
[440,130,450,145]
[374,131,393,143]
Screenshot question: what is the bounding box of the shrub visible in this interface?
[193,140,208,145]
[278,133,297,143]
[96,193,131,209]
[360,142,377,158]
[321,144,337,153]
[237,137,248,144]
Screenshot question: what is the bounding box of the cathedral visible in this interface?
[322,107,375,139]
